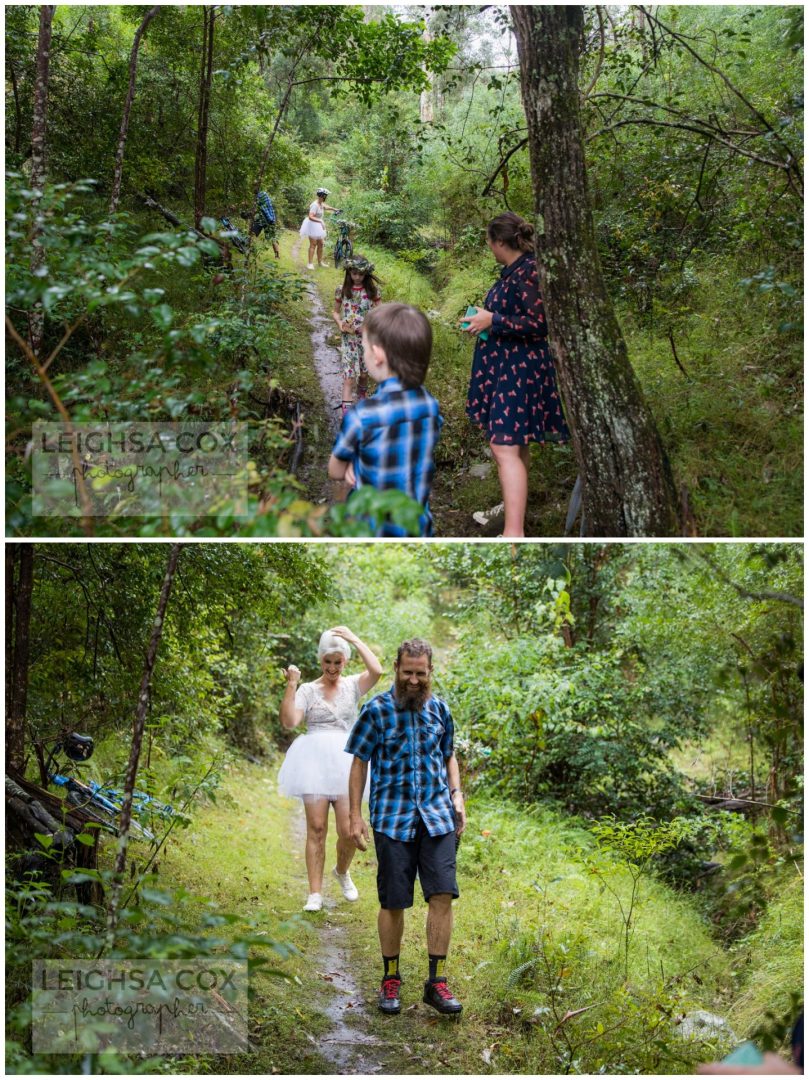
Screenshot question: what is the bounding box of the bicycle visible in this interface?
[43,732,176,842]
[220,215,248,255]
[332,212,357,269]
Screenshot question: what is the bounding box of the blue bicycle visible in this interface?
[44,733,176,842]
[332,212,357,269]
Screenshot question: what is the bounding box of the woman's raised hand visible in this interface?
[330,626,359,645]
[284,665,301,685]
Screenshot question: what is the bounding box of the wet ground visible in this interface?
[290,807,385,1075]
[291,238,350,509]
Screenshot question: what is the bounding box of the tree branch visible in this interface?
[694,550,803,610]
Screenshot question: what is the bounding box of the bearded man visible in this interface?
[345,638,467,1017]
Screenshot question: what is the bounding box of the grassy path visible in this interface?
[161,758,743,1075]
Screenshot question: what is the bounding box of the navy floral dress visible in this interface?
[466,252,569,445]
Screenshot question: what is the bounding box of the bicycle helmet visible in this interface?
[316,187,330,197]
[63,732,95,761]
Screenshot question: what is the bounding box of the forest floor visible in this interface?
[269,230,576,538]
[159,759,747,1076]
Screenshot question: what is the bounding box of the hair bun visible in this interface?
[518,220,534,237]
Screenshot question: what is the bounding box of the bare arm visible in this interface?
[330,626,382,695]
[328,453,349,481]
[348,757,369,850]
[333,292,346,331]
[279,665,304,729]
[446,753,467,835]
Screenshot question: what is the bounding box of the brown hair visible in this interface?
[487,212,535,253]
[395,638,433,668]
[340,258,381,301]
[363,303,432,389]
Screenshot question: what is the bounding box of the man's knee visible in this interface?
[428,892,453,909]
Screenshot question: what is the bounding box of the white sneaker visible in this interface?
[472,502,505,527]
[306,263,315,270]
[332,867,359,902]
[303,892,323,912]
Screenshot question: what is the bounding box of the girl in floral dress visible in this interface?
[332,256,382,412]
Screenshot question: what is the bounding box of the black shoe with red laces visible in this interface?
[423,978,462,1015]
[378,976,401,1015]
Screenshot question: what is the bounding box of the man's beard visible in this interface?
[394,676,432,711]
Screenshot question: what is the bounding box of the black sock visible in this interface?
[428,954,447,982]
[383,954,400,981]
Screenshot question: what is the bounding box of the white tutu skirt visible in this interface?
[278,730,368,801]
[299,217,326,240]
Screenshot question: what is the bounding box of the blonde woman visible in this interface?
[278,626,381,911]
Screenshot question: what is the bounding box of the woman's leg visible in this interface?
[490,441,528,538]
[316,238,325,266]
[307,239,316,266]
[303,797,330,894]
[332,797,356,875]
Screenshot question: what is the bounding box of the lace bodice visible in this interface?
[294,673,363,732]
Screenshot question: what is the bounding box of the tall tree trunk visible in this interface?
[510,5,681,537]
[6,546,18,732]
[105,543,182,949]
[7,544,34,773]
[109,5,160,215]
[419,9,434,124]
[193,6,215,229]
[30,4,55,355]
[8,58,23,153]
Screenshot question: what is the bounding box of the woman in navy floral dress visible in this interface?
[463,212,569,537]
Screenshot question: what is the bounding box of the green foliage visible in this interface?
[5,866,297,1074]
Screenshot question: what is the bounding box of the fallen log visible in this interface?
[139,194,232,266]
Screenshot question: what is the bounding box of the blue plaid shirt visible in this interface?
[344,688,455,841]
[331,377,443,537]
[256,191,276,226]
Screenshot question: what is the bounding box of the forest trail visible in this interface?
[162,757,749,1075]
[288,807,385,1075]
[286,234,347,509]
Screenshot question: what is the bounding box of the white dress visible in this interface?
[277,674,368,800]
[299,200,326,240]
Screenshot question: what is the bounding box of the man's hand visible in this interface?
[344,462,356,487]
[452,793,467,836]
[350,814,369,851]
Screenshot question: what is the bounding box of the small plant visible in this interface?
[587,816,694,980]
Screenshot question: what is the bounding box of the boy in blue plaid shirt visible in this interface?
[328,303,443,537]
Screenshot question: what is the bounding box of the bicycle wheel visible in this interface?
[334,239,343,269]
[343,239,353,262]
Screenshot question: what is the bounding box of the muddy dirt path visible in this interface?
[290,808,384,1075]
[291,237,349,508]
